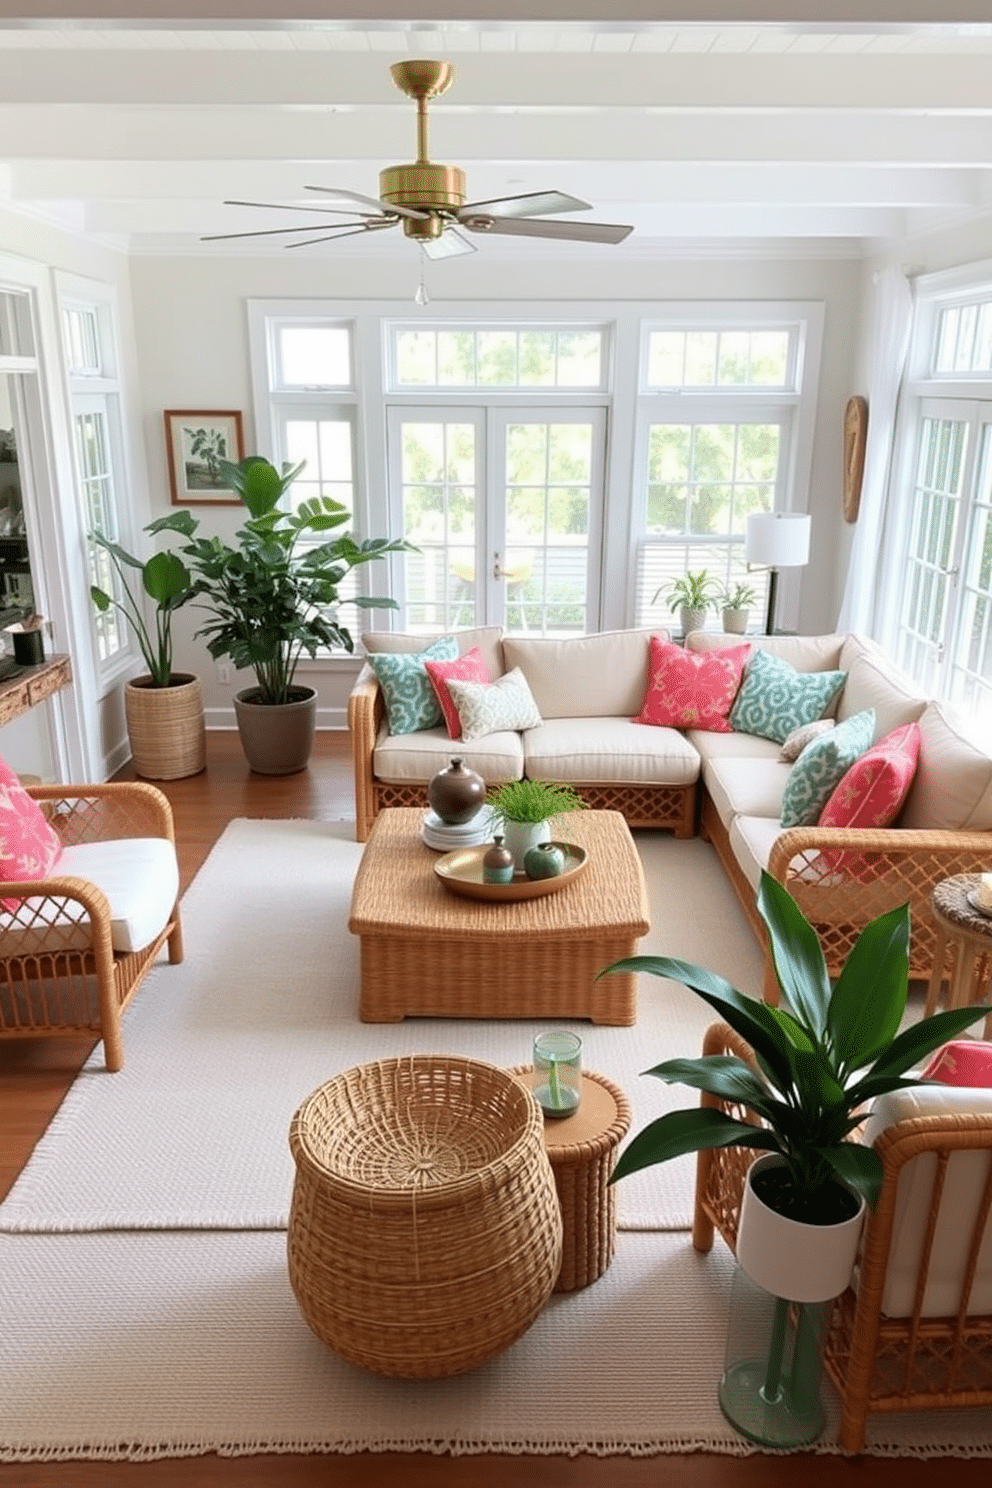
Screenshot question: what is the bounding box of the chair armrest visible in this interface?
[692,1021,763,1255]
[348,664,386,842]
[26,781,176,847]
[0,874,116,970]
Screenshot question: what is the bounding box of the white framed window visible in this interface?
[248,299,822,642]
[630,308,819,632]
[59,287,132,678]
[888,265,992,724]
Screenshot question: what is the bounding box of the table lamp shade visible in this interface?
[745,512,812,569]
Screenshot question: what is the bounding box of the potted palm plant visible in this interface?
[90,513,205,779]
[718,580,757,635]
[654,570,719,637]
[181,455,410,775]
[485,778,588,870]
[600,871,988,1446]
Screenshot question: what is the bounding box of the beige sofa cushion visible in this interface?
[836,645,927,739]
[703,757,793,831]
[900,702,992,831]
[686,631,846,673]
[727,813,783,891]
[374,722,523,785]
[685,729,783,764]
[502,630,663,719]
[362,626,505,680]
[521,716,700,786]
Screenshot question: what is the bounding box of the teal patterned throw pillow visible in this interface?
[780,709,876,827]
[729,649,847,745]
[368,636,459,735]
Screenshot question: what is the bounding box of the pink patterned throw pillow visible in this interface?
[0,754,63,911]
[922,1041,992,1088]
[425,647,491,739]
[816,721,920,878]
[635,637,751,733]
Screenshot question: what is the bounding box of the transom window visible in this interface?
[392,325,606,390]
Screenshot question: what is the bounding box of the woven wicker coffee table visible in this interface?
[349,807,650,1025]
[513,1066,631,1292]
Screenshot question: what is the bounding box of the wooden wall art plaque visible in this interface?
[843,395,868,524]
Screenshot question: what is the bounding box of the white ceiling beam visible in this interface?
[4,48,992,110]
[5,107,992,166]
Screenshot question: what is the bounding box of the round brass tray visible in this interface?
[433,842,588,902]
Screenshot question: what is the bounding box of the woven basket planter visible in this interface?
[124,673,205,781]
[287,1055,563,1378]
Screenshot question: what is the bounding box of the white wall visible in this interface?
[128,247,862,724]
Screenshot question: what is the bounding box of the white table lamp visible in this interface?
[745,513,812,635]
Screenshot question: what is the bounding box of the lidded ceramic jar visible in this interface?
[427,757,486,825]
[524,842,566,880]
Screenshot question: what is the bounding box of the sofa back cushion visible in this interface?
[502,630,664,719]
[836,640,927,738]
[900,701,992,831]
[686,631,846,675]
[363,626,505,681]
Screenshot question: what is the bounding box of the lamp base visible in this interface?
[763,568,779,636]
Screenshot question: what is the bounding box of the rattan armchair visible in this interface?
[693,1022,992,1454]
[0,781,183,1072]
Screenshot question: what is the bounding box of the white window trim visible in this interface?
[247,297,825,638]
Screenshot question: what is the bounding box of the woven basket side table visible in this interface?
[513,1066,631,1292]
[287,1055,563,1379]
[925,875,992,1040]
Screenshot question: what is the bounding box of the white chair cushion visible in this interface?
[521,716,700,786]
[502,630,662,720]
[0,837,179,956]
[863,1085,992,1317]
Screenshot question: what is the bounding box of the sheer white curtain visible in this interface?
[837,265,914,635]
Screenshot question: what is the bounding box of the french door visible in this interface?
[386,405,606,637]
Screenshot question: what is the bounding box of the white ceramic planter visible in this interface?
[736,1154,865,1304]
[500,818,552,871]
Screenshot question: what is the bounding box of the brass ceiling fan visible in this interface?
[202,59,634,259]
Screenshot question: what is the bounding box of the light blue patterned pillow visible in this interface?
[780,709,876,827]
[368,636,459,735]
[729,649,847,745]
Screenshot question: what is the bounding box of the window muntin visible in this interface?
[933,299,992,376]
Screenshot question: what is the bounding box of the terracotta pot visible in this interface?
[124,673,205,781]
[233,685,316,776]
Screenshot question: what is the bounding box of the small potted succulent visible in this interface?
[485,778,588,870]
[718,581,757,635]
[653,570,719,637]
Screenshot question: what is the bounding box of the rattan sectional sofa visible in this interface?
[348,624,992,991]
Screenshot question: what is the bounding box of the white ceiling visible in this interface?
[3,18,992,261]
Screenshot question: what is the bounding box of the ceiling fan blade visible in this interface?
[284,219,398,250]
[223,198,385,220]
[458,190,590,221]
[305,185,429,222]
[201,219,376,243]
[461,215,633,245]
[421,228,477,261]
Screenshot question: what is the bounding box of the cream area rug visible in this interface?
[3,818,989,1463]
[0,819,754,1236]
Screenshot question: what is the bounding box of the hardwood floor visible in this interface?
[0,731,986,1487]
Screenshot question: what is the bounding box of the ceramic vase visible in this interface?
[428,757,487,825]
[500,818,551,871]
[524,842,566,880]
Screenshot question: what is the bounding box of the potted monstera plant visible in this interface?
[90,514,205,780]
[181,455,411,775]
[600,871,988,1447]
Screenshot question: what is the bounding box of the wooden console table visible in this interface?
[0,654,72,729]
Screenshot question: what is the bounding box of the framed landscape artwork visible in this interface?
[164,409,245,506]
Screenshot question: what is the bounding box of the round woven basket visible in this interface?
[287,1055,563,1378]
